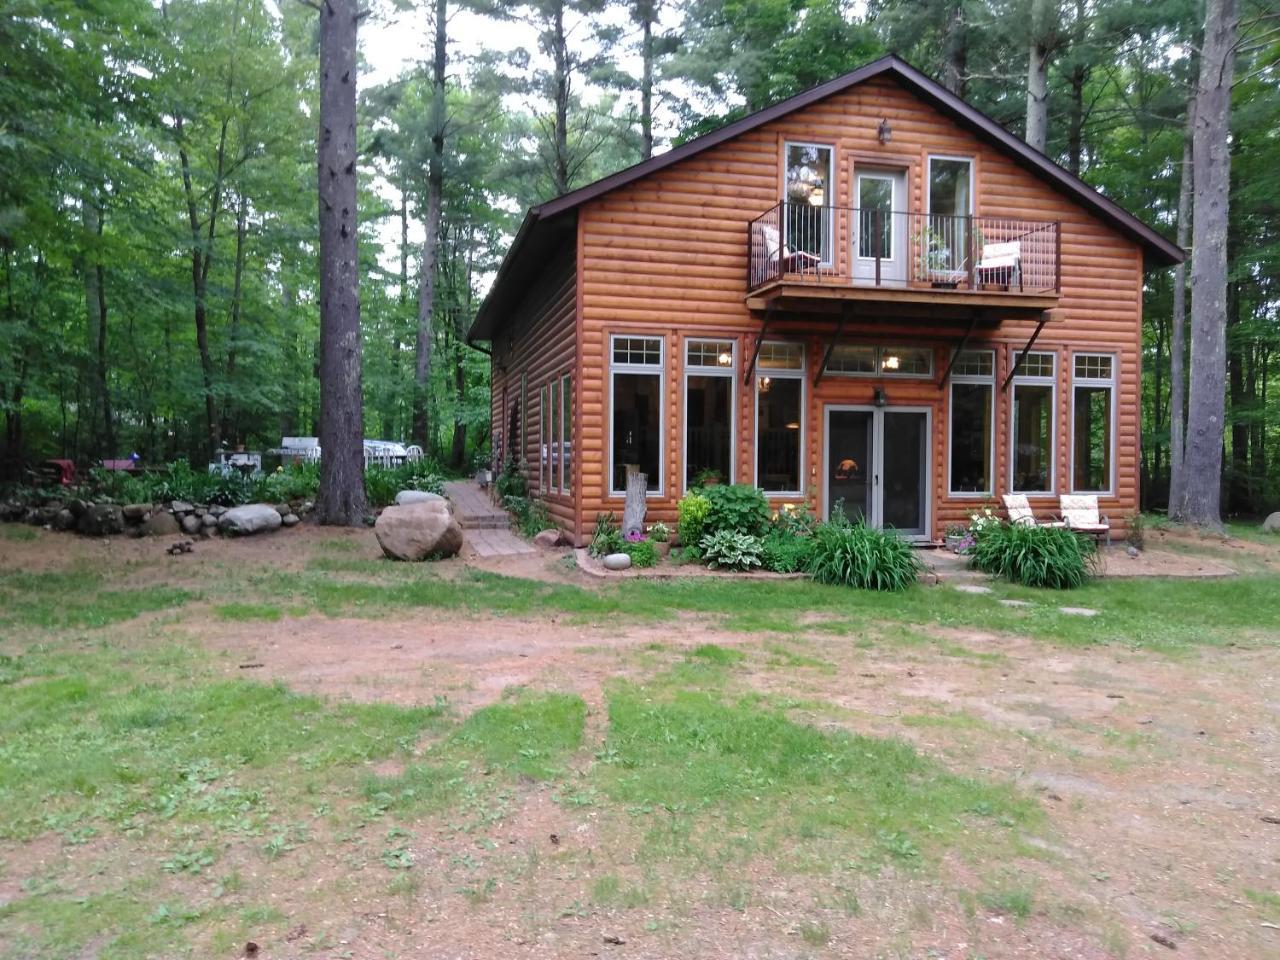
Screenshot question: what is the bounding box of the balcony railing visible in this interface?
[748,202,1060,295]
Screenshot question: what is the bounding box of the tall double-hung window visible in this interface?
[610,336,664,495]
[755,342,805,495]
[684,339,735,489]
[1072,354,1114,493]
[948,350,994,495]
[1010,351,1056,494]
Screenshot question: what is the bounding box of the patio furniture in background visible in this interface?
[1059,495,1111,546]
[976,240,1022,290]
[1002,493,1065,528]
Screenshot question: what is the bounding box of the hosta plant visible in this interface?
[699,530,763,571]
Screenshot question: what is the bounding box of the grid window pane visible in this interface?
[827,345,875,374]
[612,337,662,366]
[1013,383,1053,492]
[880,346,932,375]
[952,350,994,379]
[757,376,802,492]
[950,382,992,493]
[1019,352,1056,379]
[758,341,804,370]
[686,340,735,368]
[1074,354,1113,381]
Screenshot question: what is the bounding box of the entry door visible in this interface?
[825,407,929,538]
[853,169,907,283]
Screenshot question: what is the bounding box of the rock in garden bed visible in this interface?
[374,500,462,561]
[218,503,284,536]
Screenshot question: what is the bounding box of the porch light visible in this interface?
[882,354,900,370]
[760,376,772,393]
[878,118,892,144]
[874,388,888,408]
[717,352,732,366]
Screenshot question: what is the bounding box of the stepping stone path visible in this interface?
[443,480,535,558]
[1000,599,1032,608]
[1058,606,1099,617]
[953,584,992,595]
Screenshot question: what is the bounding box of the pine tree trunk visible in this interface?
[316,0,367,526]
[552,0,570,195]
[640,9,654,160]
[1024,0,1053,153]
[1168,98,1194,513]
[413,0,447,451]
[82,196,115,458]
[221,193,248,446]
[942,1,966,96]
[1176,0,1237,529]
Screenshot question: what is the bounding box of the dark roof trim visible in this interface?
[472,54,1182,343]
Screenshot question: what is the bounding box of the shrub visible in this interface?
[677,492,710,547]
[494,460,527,502]
[648,521,670,543]
[702,483,770,537]
[503,495,554,538]
[772,501,817,537]
[620,538,657,568]
[968,522,1094,589]
[806,521,922,591]
[590,512,624,557]
[700,530,763,571]
[760,529,814,573]
[364,461,445,507]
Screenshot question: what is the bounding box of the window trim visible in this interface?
[1009,350,1057,497]
[783,140,836,266]
[926,154,975,217]
[753,340,806,497]
[1070,352,1117,496]
[682,338,737,494]
[825,344,934,379]
[947,349,996,498]
[539,383,549,493]
[608,333,666,498]
[559,372,572,495]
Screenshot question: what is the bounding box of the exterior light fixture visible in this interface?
[785,421,800,430]
[874,387,888,408]
[717,352,733,366]
[882,354,900,370]
[878,118,892,144]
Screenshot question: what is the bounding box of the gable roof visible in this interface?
[469,54,1183,343]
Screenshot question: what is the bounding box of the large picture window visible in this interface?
[539,384,549,492]
[610,336,664,496]
[948,350,994,495]
[927,156,974,274]
[1011,351,1056,494]
[784,142,833,264]
[684,339,735,489]
[1072,354,1114,493]
[824,344,933,377]
[755,341,804,495]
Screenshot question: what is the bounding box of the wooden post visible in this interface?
[622,465,647,537]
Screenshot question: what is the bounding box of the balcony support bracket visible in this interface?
[744,304,775,386]
[1002,310,1052,391]
[936,312,981,389]
[815,306,850,388]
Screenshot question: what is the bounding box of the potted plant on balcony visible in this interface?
[918,225,959,288]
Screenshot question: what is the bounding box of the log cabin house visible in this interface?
[467,55,1183,546]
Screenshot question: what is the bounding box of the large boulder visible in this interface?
[144,510,181,537]
[374,501,463,561]
[76,503,124,536]
[394,489,446,507]
[1263,512,1280,534]
[122,503,151,523]
[218,503,284,536]
[180,514,202,535]
[533,528,562,549]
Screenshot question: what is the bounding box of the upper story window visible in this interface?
[825,344,932,377]
[928,157,973,218]
[784,142,833,264]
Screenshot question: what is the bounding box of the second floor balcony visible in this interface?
[747,202,1061,311]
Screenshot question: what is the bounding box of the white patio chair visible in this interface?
[1002,493,1065,528]
[758,222,822,274]
[1059,495,1111,546]
[976,240,1022,290]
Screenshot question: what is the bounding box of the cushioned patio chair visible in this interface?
[976,240,1022,290]
[758,223,823,275]
[1002,493,1065,528]
[1059,495,1111,546]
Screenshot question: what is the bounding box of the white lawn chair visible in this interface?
[758,223,822,274]
[1059,495,1111,546]
[1002,493,1065,528]
[976,241,1022,290]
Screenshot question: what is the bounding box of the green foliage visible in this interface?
[702,483,770,537]
[969,523,1095,590]
[648,521,670,543]
[760,529,815,573]
[494,460,527,502]
[699,530,764,571]
[677,492,711,547]
[590,512,624,557]
[364,462,446,508]
[806,521,922,591]
[620,538,657,568]
[503,496,554,538]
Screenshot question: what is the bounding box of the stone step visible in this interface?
[461,518,511,530]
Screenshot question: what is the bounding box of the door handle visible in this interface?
[874,474,880,487]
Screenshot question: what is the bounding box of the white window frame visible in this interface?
[549,376,559,496]
[682,338,736,493]
[926,154,975,217]
[1009,350,1057,497]
[753,341,806,497]
[947,349,996,497]
[539,384,549,494]
[559,372,572,495]
[783,140,835,267]
[608,334,665,498]
[825,344,934,379]
[1070,352,1117,496]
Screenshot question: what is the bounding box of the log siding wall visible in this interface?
[489,242,578,532]
[566,74,1144,542]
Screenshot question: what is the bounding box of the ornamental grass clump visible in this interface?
[969,521,1095,589]
[806,520,922,591]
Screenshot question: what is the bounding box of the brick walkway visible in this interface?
[443,480,534,557]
